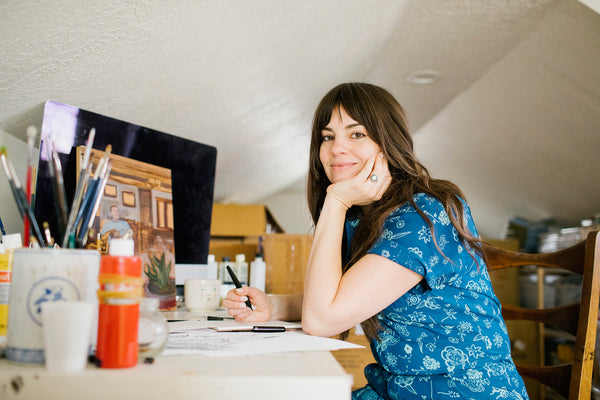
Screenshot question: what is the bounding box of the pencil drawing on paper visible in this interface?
[78,147,177,310]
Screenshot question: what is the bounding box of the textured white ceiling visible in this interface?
[1,0,599,238]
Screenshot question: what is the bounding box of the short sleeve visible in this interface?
[367,194,467,289]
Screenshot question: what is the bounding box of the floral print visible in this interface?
[349,193,528,400]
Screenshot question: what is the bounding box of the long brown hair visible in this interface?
[307,83,483,340]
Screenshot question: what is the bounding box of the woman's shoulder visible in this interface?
[387,193,468,230]
[390,193,445,216]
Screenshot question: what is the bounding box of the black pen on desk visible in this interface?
[0,216,6,235]
[250,326,285,333]
[226,265,253,310]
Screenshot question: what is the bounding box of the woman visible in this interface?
[224,83,528,400]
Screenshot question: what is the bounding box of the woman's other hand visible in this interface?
[327,153,391,209]
[222,286,272,322]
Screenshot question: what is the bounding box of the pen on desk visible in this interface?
[226,265,253,310]
[212,325,287,332]
[250,326,286,333]
[0,216,6,236]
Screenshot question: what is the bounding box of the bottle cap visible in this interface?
[2,233,22,250]
[235,254,245,262]
[109,239,135,256]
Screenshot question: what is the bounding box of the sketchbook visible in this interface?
[164,320,363,357]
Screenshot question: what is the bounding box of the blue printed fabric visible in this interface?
[348,193,529,400]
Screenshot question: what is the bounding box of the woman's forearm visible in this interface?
[301,195,347,335]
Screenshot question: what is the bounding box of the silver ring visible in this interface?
[369,174,378,182]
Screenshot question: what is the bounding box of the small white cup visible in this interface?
[184,279,221,312]
[41,301,95,372]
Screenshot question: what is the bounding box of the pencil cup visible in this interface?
[184,279,221,312]
[41,301,95,372]
[5,248,100,365]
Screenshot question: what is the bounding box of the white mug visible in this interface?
[6,248,100,365]
[184,279,221,312]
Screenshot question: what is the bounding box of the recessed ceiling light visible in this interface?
[405,69,441,85]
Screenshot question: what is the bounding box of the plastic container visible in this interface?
[96,239,143,368]
[250,254,266,292]
[0,234,21,337]
[234,254,248,285]
[206,254,218,280]
[138,297,168,362]
[219,256,232,284]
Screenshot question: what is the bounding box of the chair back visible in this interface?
[482,230,600,400]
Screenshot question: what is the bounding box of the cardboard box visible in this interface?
[263,234,313,295]
[210,203,284,237]
[209,203,285,265]
[209,238,260,265]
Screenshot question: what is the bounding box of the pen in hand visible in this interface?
[226,265,253,311]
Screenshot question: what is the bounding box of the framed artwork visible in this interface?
[76,147,178,311]
[104,184,117,198]
[122,191,136,207]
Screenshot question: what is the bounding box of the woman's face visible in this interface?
[319,106,381,183]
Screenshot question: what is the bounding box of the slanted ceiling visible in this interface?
[1,0,599,238]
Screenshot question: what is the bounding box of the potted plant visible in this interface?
[144,251,176,310]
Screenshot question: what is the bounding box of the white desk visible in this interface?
[0,351,352,400]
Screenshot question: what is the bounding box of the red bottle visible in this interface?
[96,239,143,368]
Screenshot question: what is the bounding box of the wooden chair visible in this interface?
[482,230,600,400]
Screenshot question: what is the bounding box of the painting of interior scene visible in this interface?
[78,147,177,310]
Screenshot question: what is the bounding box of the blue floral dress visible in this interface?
[349,193,528,400]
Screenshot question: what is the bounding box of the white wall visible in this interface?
[0,130,29,237]
[260,191,313,235]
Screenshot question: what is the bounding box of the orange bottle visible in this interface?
[96,239,143,368]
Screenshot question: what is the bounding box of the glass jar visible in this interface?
[138,297,168,362]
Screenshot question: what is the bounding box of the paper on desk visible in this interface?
[164,320,363,357]
[168,319,302,332]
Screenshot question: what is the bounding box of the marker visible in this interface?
[212,325,286,332]
[226,265,253,310]
[249,326,285,333]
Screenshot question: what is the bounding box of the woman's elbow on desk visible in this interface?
[301,311,348,338]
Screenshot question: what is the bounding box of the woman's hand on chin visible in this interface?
[327,153,391,208]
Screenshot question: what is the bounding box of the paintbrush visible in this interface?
[62,127,96,247]
[23,125,37,246]
[0,146,46,246]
